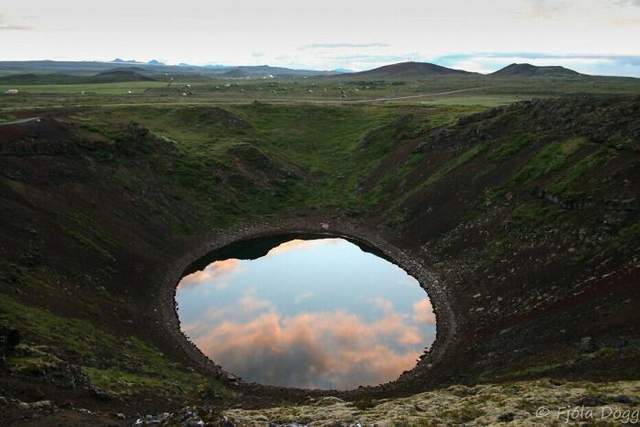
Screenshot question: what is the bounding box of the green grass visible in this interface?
[489,134,534,161]
[548,148,610,195]
[498,360,576,381]
[58,223,116,261]
[59,103,478,230]
[0,293,212,397]
[251,105,400,209]
[3,70,639,112]
[420,94,529,107]
[83,366,204,397]
[0,81,170,95]
[2,72,640,408]
[7,346,64,375]
[512,200,561,226]
[513,137,586,185]
[394,142,487,208]
[609,222,640,251]
[426,143,487,187]
[0,293,117,356]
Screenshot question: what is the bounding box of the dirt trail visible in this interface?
[343,87,486,103]
[0,116,41,125]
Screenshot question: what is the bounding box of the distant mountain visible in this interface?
[335,61,475,79]
[218,65,336,78]
[111,58,141,64]
[0,68,155,85]
[221,68,247,78]
[491,63,582,77]
[0,60,334,78]
[91,69,156,83]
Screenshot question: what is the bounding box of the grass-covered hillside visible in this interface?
[2,64,640,111]
[1,96,639,425]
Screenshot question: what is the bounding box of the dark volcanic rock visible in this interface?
[0,327,20,366]
[1,97,639,418]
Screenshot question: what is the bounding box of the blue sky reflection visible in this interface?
[176,238,435,390]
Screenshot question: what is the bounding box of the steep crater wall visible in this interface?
[157,219,456,395]
[1,98,639,408]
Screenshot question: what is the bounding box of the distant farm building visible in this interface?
[5,89,19,95]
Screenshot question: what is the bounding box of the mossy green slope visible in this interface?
[1,96,639,418]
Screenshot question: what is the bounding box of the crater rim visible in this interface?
[158,219,456,395]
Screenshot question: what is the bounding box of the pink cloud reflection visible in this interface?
[413,299,436,325]
[187,301,429,390]
[266,238,342,257]
[178,259,241,290]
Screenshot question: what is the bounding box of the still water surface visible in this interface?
[176,238,435,390]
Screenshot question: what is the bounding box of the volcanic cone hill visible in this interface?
[90,69,156,83]
[491,63,582,78]
[334,61,475,80]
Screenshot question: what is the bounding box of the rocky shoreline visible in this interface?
[155,216,456,398]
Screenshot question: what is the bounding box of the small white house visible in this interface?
[5,89,19,95]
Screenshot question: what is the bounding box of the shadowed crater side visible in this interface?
[1,96,639,415]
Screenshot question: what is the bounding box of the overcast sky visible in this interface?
[2,0,640,75]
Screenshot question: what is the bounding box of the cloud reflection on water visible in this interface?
[186,305,426,389]
[266,238,341,256]
[177,238,435,390]
[178,259,242,290]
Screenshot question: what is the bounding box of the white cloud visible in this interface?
[190,308,426,389]
[0,13,32,31]
[1,1,638,72]
[617,0,640,6]
[300,43,390,50]
[178,259,241,290]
